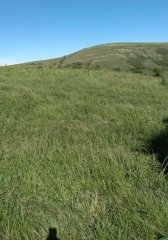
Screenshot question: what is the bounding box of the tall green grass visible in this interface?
[0,66,168,239]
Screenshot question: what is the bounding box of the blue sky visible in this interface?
[0,0,168,65]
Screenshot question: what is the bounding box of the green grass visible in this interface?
[28,43,168,75]
[1,65,168,239]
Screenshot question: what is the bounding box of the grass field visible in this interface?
[1,65,168,239]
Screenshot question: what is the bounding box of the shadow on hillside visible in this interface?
[46,228,60,240]
[146,118,168,174]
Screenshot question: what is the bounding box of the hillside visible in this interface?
[1,64,168,239]
[28,43,168,74]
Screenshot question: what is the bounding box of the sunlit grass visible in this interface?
[0,66,168,239]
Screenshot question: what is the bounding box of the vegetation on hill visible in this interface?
[1,64,168,239]
[27,43,168,76]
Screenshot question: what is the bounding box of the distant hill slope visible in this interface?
[29,43,168,73]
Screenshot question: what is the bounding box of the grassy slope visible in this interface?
[29,43,168,74]
[1,65,168,239]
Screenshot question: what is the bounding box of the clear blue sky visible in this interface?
[0,0,168,65]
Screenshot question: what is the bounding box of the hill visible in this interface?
[1,64,168,239]
[28,43,168,74]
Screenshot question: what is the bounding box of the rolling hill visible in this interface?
[1,44,168,239]
[28,43,168,74]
